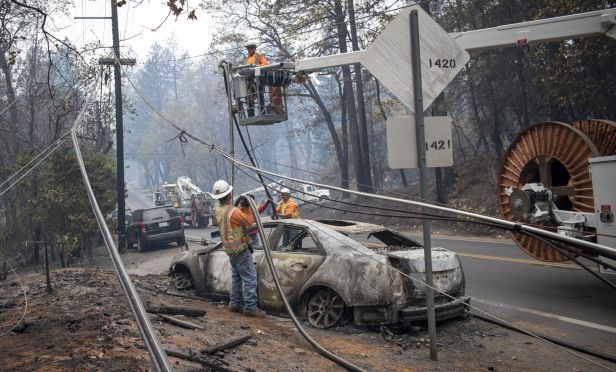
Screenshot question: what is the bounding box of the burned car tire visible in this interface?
[173,270,194,290]
[307,288,346,329]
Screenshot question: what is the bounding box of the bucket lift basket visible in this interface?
[231,62,295,126]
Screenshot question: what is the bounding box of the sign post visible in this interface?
[410,9,438,361]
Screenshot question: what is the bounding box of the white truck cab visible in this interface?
[300,184,330,202]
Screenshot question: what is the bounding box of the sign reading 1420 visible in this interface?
[428,58,456,69]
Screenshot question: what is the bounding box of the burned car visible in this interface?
[169,219,469,328]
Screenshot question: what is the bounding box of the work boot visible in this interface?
[228,304,242,313]
[243,308,267,318]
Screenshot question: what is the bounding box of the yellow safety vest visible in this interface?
[277,199,300,219]
[215,205,250,255]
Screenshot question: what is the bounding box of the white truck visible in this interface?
[245,181,330,206]
[175,176,214,227]
[300,183,330,203]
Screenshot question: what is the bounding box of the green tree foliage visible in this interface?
[35,146,116,265]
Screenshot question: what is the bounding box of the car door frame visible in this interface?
[256,222,326,313]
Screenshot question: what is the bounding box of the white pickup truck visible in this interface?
[299,184,330,203]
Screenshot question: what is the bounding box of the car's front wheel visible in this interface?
[173,269,194,290]
[307,288,346,328]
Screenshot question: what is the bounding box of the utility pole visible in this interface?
[82,1,135,252]
[410,9,438,361]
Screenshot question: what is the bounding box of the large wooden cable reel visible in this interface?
[497,121,601,262]
[572,119,616,156]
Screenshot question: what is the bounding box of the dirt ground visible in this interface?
[1,248,614,372]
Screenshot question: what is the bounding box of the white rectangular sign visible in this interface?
[387,116,453,169]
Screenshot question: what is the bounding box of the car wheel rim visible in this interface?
[174,273,193,290]
[307,289,345,328]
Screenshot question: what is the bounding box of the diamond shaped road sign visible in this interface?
[363,4,470,113]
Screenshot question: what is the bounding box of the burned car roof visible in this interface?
[315,219,422,248]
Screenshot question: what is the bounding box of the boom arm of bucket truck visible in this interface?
[176,176,203,209]
[294,8,616,73]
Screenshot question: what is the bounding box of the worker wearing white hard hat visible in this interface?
[276,188,300,219]
[245,41,267,66]
[211,180,266,318]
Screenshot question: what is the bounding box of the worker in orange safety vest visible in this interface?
[210,179,266,318]
[244,41,283,115]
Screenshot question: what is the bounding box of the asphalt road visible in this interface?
[408,234,616,356]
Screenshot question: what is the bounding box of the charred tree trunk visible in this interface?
[302,80,349,190]
[347,0,373,192]
[334,0,365,191]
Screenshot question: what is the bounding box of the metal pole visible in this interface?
[111,0,126,252]
[222,63,235,188]
[410,9,438,361]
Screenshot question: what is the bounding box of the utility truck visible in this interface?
[154,177,213,227]
[175,176,214,227]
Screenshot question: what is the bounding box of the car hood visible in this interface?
[387,247,460,272]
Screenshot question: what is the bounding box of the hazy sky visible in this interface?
[63,0,213,62]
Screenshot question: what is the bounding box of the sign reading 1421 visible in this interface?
[386,116,454,169]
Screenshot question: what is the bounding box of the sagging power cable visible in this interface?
[236,165,506,230]
[250,154,616,240]
[69,79,172,371]
[246,196,366,372]
[523,231,616,291]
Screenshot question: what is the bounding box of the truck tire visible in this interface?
[137,236,148,252]
[198,216,209,228]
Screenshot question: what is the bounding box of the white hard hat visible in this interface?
[211,180,233,199]
[245,40,257,48]
[280,188,291,195]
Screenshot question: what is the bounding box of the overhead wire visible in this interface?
[249,155,616,240]
[523,231,616,291]
[235,165,507,230]
[0,133,70,198]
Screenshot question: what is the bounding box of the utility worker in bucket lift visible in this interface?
[244,41,284,115]
[245,41,268,66]
[210,180,266,318]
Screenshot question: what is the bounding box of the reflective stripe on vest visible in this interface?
[218,205,249,255]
